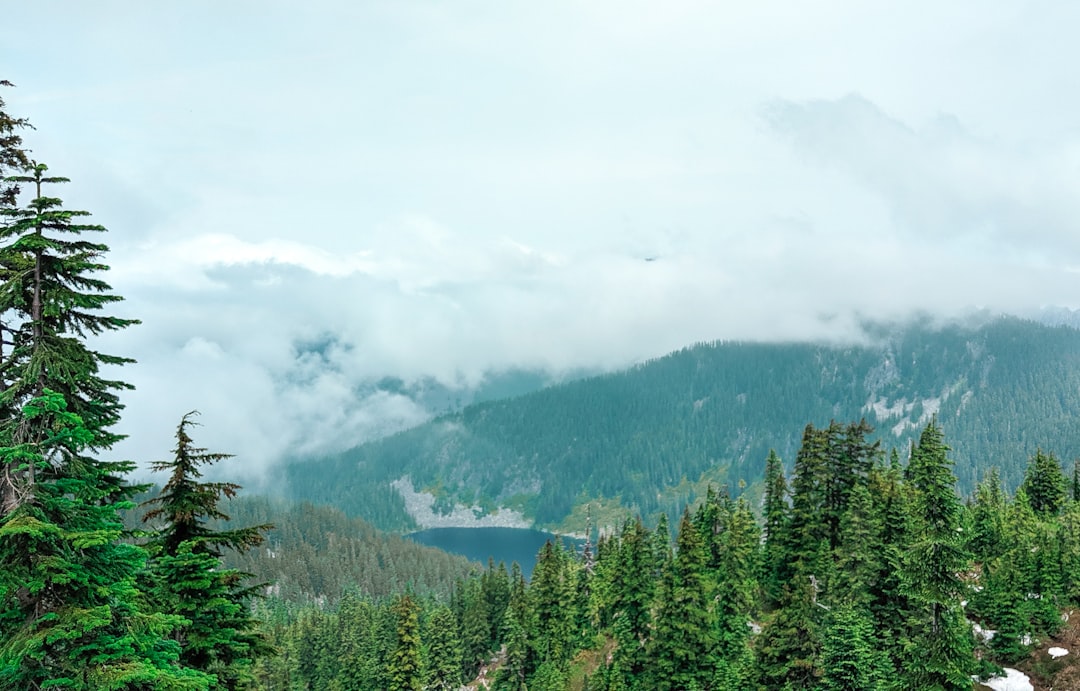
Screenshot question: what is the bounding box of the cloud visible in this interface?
[764,94,1080,261]
[6,2,1080,481]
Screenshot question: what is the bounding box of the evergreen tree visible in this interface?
[1021,448,1067,517]
[786,424,830,582]
[500,564,532,690]
[753,580,822,690]
[0,80,31,208]
[338,594,384,691]
[648,510,714,691]
[608,517,654,681]
[140,412,272,688]
[0,392,211,689]
[424,603,462,691]
[969,467,1006,563]
[761,448,790,607]
[820,602,888,691]
[0,164,139,455]
[831,481,882,609]
[1072,458,1080,503]
[900,419,975,691]
[458,579,491,680]
[388,593,423,691]
[710,498,758,686]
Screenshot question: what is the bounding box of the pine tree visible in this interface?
[786,424,830,582]
[140,412,273,688]
[0,391,212,689]
[969,467,1006,563]
[648,510,714,691]
[424,603,462,691]
[710,498,759,686]
[820,602,888,691]
[0,80,31,207]
[1021,448,1067,518]
[753,579,822,690]
[831,481,882,609]
[0,164,139,452]
[761,448,790,607]
[900,419,975,691]
[609,517,654,681]
[388,593,423,691]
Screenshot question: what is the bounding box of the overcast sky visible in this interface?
[4,1,1079,479]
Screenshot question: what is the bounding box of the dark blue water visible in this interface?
[406,527,584,578]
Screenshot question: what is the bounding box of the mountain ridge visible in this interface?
[283,316,1080,531]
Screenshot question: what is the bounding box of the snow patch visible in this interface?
[1048,646,1069,659]
[866,396,907,420]
[972,622,996,643]
[979,668,1033,691]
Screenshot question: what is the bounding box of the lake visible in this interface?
[406,526,585,578]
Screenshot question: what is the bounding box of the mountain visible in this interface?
[282,316,1080,531]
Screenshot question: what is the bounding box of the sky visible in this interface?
[3,0,1079,480]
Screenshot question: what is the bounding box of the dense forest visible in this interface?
[285,317,1080,531]
[270,420,1080,690]
[6,79,1080,690]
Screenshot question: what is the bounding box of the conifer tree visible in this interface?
[648,510,714,691]
[900,419,975,691]
[761,448,790,607]
[969,467,1006,563]
[609,517,654,681]
[140,412,272,688]
[0,164,139,454]
[831,481,882,609]
[711,498,759,686]
[753,579,822,690]
[820,602,888,691]
[786,424,830,581]
[424,603,462,691]
[388,593,423,691]
[1072,458,1080,503]
[0,392,211,689]
[0,81,31,208]
[1021,448,1068,517]
[338,594,384,691]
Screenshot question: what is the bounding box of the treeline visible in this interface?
[285,317,1080,529]
[276,420,1080,690]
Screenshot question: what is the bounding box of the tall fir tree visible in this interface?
[387,593,423,691]
[900,419,975,691]
[1021,448,1068,518]
[648,510,715,691]
[761,449,790,608]
[0,392,212,689]
[0,164,138,452]
[140,412,273,688]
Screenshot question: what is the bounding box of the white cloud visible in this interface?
[5,1,1080,478]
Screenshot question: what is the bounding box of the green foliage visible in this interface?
[648,511,714,691]
[140,414,273,688]
[0,164,138,455]
[424,604,462,690]
[0,80,30,207]
[900,419,976,690]
[821,602,889,691]
[0,392,211,690]
[1021,448,1068,517]
[388,593,423,691]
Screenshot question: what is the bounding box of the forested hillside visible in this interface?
[218,497,479,603]
[273,420,1080,690]
[285,317,1080,529]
